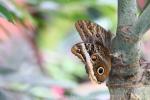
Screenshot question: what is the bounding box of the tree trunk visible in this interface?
[107,0,150,100]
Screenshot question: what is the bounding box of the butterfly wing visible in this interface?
[71,42,111,84]
[72,20,112,84]
[71,42,86,63]
[75,20,112,48]
[71,42,94,63]
[71,42,100,83]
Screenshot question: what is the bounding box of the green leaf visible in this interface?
[0,4,15,22]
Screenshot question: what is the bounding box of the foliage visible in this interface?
[0,0,118,99]
[0,4,15,22]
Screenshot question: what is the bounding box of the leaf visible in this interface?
[0,4,15,22]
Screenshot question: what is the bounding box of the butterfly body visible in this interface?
[71,20,112,84]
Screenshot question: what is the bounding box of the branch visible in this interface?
[131,3,150,38]
[108,0,150,99]
[117,0,138,27]
[114,0,139,44]
[109,0,140,85]
[112,0,139,64]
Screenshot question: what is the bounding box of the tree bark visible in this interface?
[107,0,150,100]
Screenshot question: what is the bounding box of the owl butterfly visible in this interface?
[71,20,112,84]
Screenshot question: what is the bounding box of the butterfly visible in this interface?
[71,20,112,84]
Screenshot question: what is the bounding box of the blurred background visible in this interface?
[0,0,149,100]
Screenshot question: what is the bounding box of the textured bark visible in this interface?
[107,0,150,100]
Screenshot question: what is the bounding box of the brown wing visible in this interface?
[73,20,112,84]
[75,20,112,48]
[71,42,93,74]
[71,42,94,63]
[71,42,86,63]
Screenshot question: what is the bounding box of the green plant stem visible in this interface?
[132,3,150,38]
[107,0,150,100]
